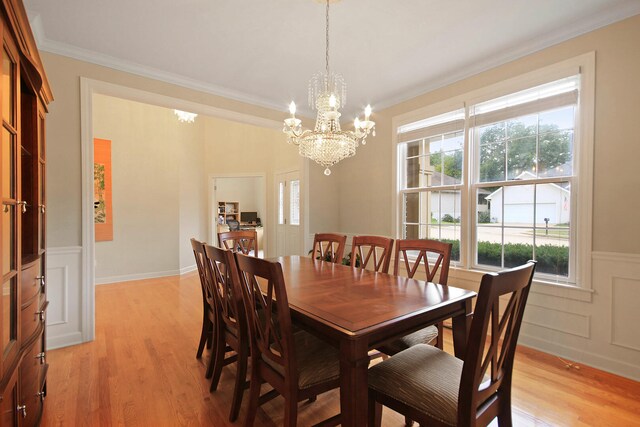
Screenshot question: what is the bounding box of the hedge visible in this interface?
[439,239,568,276]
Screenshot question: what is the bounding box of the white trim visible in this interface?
[518,334,640,382]
[374,3,640,111]
[179,264,197,275]
[96,269,189,286]
[47,246,82,255]
[592,251,640,264]
[392,53,595,289]
[34,35,285,115]
[80,78,96,343]
[45,265,69,326]
[46,332,83,351]
[82,78,281,130]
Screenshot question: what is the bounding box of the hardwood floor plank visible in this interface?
[41,273,640,426]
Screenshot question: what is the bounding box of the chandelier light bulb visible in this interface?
[329,94,337,108]
[354,117,360,129]
[289,101,297,116]
[365,104,372,120]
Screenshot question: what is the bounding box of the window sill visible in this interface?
[448,265,593,303]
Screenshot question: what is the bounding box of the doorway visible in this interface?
[275,170,302,256]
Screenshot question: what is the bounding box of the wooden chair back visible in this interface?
[191,238,214,307]
[203,244,246,338]
[311,233,347,264]
[393,239,452,284]
[458,261,536,426]
[234,253,298,386]
[351,235,394,273]
[218,230,258,257]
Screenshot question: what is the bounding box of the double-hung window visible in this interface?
[396,56,594,287]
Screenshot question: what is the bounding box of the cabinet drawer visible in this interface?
[21,261,43,306]
[21,334,46,387]
[20,335,46,427]
[21,299,48,343]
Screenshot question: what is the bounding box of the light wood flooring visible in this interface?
[41,272,640,426]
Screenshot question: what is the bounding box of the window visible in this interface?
[396,56,594,287]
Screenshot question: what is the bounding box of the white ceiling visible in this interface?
[25,0,640,118]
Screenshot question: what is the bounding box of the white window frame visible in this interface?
[392,53,595,290]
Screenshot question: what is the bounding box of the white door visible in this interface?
[275,171,301,256]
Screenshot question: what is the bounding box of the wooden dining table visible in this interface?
[267,255,477,427]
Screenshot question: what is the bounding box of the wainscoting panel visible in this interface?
[611,276,640,351]
[46,246,83,350]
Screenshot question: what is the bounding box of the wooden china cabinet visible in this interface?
[0,0,52,425]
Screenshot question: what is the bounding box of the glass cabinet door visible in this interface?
[1,39,20,375]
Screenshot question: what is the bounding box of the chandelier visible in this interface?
[283,0,375,176]
[174,109,197,123]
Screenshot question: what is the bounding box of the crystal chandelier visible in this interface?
[174,109,197,123]
[283,0,375,176]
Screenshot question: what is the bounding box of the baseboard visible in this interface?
[518,333,640,382]
[95,269,183,285]
[179,264,197,275]
[46,331,83,351]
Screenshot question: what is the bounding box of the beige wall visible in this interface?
[41,51,288,249]
[92,94,207,280]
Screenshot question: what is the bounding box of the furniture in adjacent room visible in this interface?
[377,238,453,354]
[311,233,347,264]
[367,261,536,427]
[265,255,476,427]
[235,253,342,427]
[0,1,53,425]
[217,201,239,226]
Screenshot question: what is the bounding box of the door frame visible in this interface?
[208,173,268,254]
[79,77,281,343]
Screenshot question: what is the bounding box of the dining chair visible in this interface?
[377,239,452,355]
[350,235,395,273]
[203,244,250,422]
[368,261,536,427]
[218,230,259,257]
[191,238,214,360]
[311,233,347,264]
[235,253,341,427]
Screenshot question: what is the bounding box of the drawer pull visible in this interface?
[17,404,27,418]
[17,201,27,213]
[36,276,46,287]
[36,391,45,401]
[36,352,46,364]
[40,204,46,214]
[36,310,45,322]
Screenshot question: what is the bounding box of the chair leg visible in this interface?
[435,322,444,350]
[244,366,261,427]
[283,395,298,427]
[206,319,213,349]
[497,392,513,426]
[307,396,317,403]
[229,345,249,422]
[196,313,209,358]
[404,415,414,426]
[368,395,382,427]
[209,326,226,387]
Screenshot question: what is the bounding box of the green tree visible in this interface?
[478,120,571,181]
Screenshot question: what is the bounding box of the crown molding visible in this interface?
[374,5,640,111]
[29,14,285,114]
[28,4,640,114]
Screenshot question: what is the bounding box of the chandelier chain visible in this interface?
[325,0,330,78]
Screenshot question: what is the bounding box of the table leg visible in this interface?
[339,339,370,426]
[451,299,473,359]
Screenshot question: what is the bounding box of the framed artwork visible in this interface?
[94,138,113,241]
